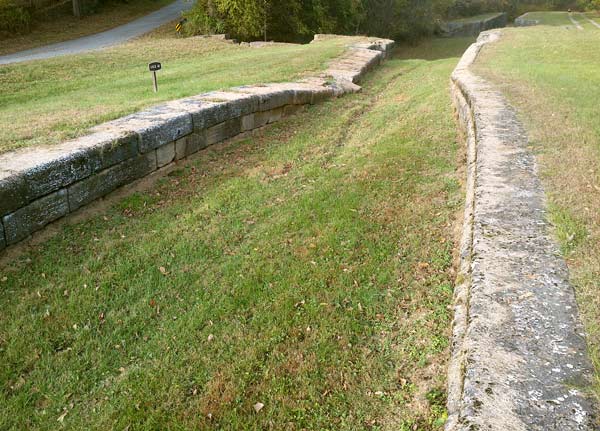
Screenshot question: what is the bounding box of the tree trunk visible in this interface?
[72,0,82,18]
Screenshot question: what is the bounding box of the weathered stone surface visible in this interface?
[447,30,597,430]
[324,48,384,84]
[156,142,175,167]
[68,152,157,212]
[175,132,208,160]
[514,13,540,27]
[441,12,507,37]
[3,189,69,244]
[232,84,295,111]
[98,105,193,154]
[206,117,242,146]
[0,221,5,251]
[0,131,139,217]
[199,91,260,117]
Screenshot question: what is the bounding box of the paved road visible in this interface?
[0,0,194,65]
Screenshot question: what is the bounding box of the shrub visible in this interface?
[0,4,31,34]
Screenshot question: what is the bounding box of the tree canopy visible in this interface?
[184,0,595,42]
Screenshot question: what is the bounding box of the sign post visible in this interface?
[148,62,162,92]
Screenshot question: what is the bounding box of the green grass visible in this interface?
[0,0,175,56]
[517,11,573,26]
[0,37,472,430]
[0,34,359,154]
[516,10,600,27]
[474,25,600,401]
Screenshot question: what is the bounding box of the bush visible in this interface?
[0,5,32,34]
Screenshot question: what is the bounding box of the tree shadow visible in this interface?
[393,36,476,61]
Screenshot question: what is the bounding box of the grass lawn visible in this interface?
[474,25,600,401]
[0,34,360,155]
[517,11,573,26]
[0,36,472,430]
[0,0,175,56]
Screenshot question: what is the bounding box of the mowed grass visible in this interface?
[0,0,174,56]
[474,25,600,399]
[0,37,471,430]
[0,34,357,154]
[517,11,574,26]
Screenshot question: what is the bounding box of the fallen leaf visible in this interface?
[253,402,264,413]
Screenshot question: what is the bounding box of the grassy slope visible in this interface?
[0,0,174,56]
[0,37,472,430]
[0,35,357,155]
[474,23,600,399]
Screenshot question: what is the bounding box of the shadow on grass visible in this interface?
[394,36,475,61]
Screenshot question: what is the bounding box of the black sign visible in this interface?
[148,62,162,72]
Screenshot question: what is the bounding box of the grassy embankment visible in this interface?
[474,16,600,400]
[0,0,175,56]
[0,34,362,155]
[0,36,473,430]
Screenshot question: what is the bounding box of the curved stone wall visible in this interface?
[0,37,394,251]
[447,30,596,430]
[441,13,507,37]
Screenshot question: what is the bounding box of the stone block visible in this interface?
[283,104,305,117]
[241,114,255,132]
[0,131,139,217]
[175,132,208,160]
[232,85,295,111]
[188,92,259,132]
[266,107,283,124]
[0,221,5,251]
[68,152,157,212]
[100,105,193,154]
[156,142,176,167]
[206,117,242,146]
[3,189,69,245]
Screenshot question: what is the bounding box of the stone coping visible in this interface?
[447,30,597,430]
[0,36,394,251]
[441,12,507,37]
[515,13,541,27]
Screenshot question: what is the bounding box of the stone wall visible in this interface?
[0,37,394,251]
[442,12,507,37]
[447,30,596,430]
[515,12,540,26]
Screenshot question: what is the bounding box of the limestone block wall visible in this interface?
[515,13,540,26]
[447,30,596,430]
[0,37,394,251]
[442,12,507,37]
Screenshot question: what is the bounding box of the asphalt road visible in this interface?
[0,0,194,65]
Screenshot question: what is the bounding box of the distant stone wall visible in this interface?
[442,12,507,37]
[0,37,394,252]
[514,13,540,26]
